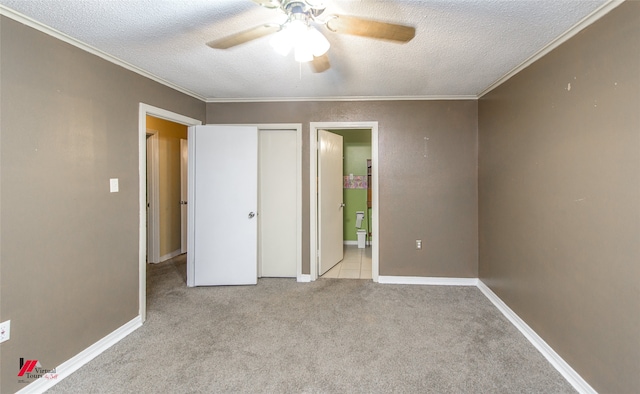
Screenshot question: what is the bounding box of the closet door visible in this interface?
[187,125,258,286]
[259,129,297,277]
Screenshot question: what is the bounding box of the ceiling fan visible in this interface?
[206,0,416,73]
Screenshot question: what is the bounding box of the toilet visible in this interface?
[357,229,367,249]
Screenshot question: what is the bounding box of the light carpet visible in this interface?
[47,255,575,393]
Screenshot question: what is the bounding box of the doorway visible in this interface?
[310,122,379,282]
[320,129,372,279]
[146,116,188,264]
[138,104,202,322]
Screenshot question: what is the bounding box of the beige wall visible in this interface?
[7,1,637,392]
[0,16,205,393]
[146,116,188,258]
[478,2,640,392]
[0,17,478,393]
[207,100,479,277]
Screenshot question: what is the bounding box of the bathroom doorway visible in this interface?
[309,122,379,282]
[321,129,372,279]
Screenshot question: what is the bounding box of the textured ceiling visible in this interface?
[0,0,613,101]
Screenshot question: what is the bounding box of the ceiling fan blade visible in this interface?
[311,53,330,73]
[326,14,415,43]
[207,24,280,49]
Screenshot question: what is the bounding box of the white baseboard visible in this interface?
[17,316,143,394]
[378,276,479,286]
[343,240,358,245]
[378,276,594,392]
[476,280,596,394]
[159,249,183,263]
[14,276,593,394]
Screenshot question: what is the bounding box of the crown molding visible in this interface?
[478,0,625,98]
[0,5,207,102]
[206,95,478,103]
[0,5,477,104]
[6,0,619,105]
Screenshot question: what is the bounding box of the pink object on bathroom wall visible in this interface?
[344,175,368,189]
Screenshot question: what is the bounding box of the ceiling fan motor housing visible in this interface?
[282,0,326,19]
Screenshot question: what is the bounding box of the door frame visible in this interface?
[138,103,202,322]
[310,122,379,282]
[146,130,160,264]
[213,124,303,281]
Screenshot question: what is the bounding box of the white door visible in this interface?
[189,125,258,286]
[180,138,188,254]
[146,132,160,264]
[318,130,344,275]
[259,129,297,277]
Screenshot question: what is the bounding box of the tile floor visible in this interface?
[321,244,372,279]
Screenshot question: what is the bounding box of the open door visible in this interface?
[146,132,160,264]
[318,130,344,275]
[188,125,258,286]
[180,138,188,254]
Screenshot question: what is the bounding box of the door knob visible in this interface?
[340,203,345,208]
[248,212,256,219]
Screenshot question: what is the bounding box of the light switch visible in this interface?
[110,178,119,193]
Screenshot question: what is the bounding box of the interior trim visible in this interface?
[310,122,379,283]
[477,280,597,394]
[206,95,479,103]
[159,249,183,263]
[0,5,206,102]
[15,279,596,393]
[0,4,476,103]
[1,1,622,104]
[377,276,597,393]
[478,0,625,98]
[16,316,142,394]
[297,274,311,283]
[139,104,203,321]
[378,276,479,286]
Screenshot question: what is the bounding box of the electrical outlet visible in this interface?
[0,320,10,343]
[416,240,422,250]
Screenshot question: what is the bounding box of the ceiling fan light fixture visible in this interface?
[270,18,308,56]
[211,1,415,72]
[294,43,314,62]
[270,29,293,56]
[307,26,330,57]
[271,22,330,62]
[287,17,309,43]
